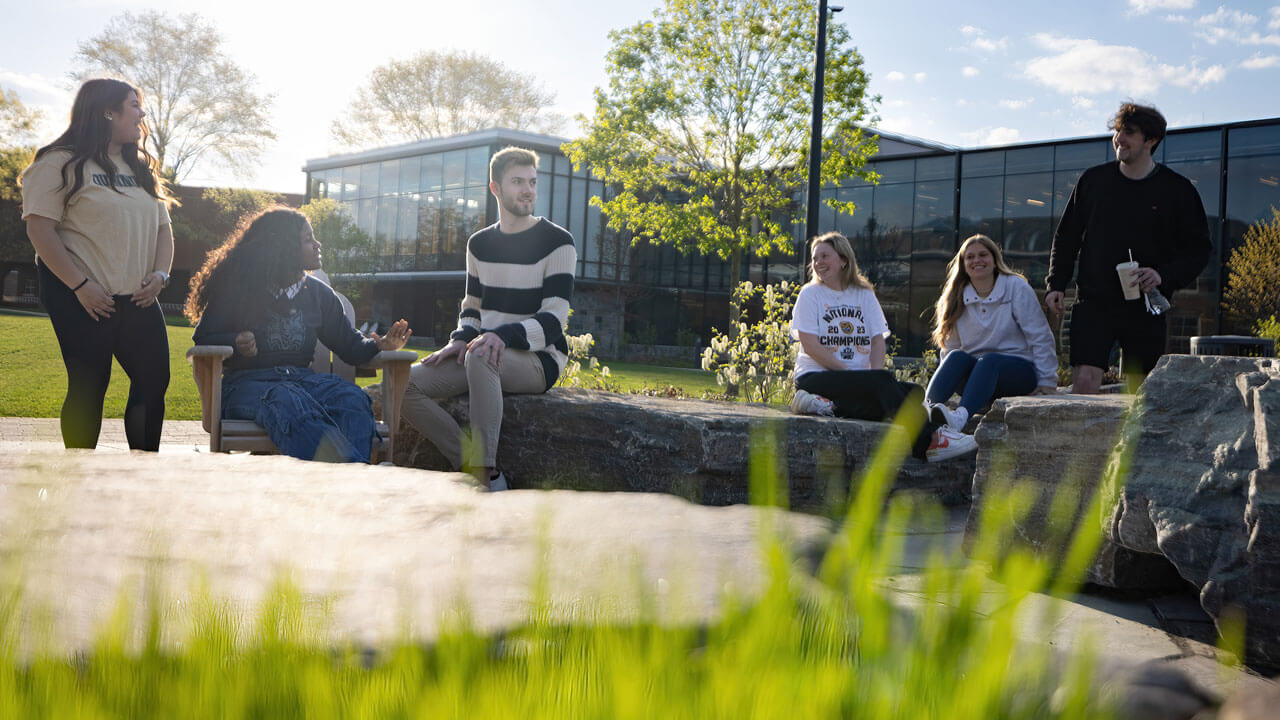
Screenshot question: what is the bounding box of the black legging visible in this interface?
[38,261,169,450]
[796,369,937,459]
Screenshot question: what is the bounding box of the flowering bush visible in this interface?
[700,281,800,404]
[558,332,620,392]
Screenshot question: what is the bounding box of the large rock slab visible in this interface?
[967,394,1186,589]
[0,448,832,655]
[1106,355,1280,670]
[387,389,975,512]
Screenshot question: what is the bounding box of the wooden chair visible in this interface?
[186,276,416,463]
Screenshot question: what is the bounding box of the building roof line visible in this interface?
[303,128,571,172]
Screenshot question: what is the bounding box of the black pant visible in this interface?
[38,261,169,450]
[796,369,937,459]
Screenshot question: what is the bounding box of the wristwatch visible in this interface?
[154,270,170,287]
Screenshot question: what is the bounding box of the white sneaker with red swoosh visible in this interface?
[926,427,978,463]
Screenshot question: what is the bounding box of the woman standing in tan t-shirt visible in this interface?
[20,78,176,450]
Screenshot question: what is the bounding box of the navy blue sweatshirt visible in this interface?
[193,276,379,374]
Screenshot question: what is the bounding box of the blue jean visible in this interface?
[222,366,375,463]
[924,351,1037,416]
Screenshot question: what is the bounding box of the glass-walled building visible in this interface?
[303,120,1280,357]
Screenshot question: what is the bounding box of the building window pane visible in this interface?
[961,150,1004,178]
[569,178,587,262]
[1004,146,1053,174]
[959,176,1003,242]
[912,180,955,256]
[360,163,379,199]
[377,196,398,258]
[836,186,874,246]
[552,174,569,228]
[1002,172,1053,286]
[421,154,443,191]
[1052,168,1086,226]
[416,194,440,269]
[443,150,466,189]
[342,166,360,201]
[1164,130,1221,163]
[1229,125,1280,157]
[399,156,421,194]
[466,146,489,186]
[915,155,955,182]
[1225,155,1280,257]
[1054,141,1107,170]
[873,159,914,184]
[379,159,400,197]
[535,172,552,218]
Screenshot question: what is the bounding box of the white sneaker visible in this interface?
[488,472,509,492]
[791,389,835,416]
[925,427,978,463]
[929,403,969,432]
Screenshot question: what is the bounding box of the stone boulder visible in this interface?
[0,448,833,655]
[1105,355,1280,670]
[966,394,1186,589]
[383,388,975,512]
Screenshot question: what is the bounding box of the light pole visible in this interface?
[805,0,843,245]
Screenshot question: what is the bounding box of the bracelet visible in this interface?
[71,277,89,292]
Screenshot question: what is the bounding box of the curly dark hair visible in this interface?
[31,78,174,208]
[184,206,309,325]
[1109,102,1167,153]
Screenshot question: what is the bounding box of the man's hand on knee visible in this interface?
[422,339,468,366]
[467,332,506,367]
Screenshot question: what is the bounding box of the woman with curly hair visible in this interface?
[20,78,176,450]
[186,206,411,462]
[790,232,977,463]
[925,234,1059,432]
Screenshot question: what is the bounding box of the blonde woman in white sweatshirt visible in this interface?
[925,234,1059,430]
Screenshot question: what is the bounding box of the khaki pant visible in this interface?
[401,349,547,469]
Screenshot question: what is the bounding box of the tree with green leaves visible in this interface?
[1222,207,1280,334]
[74,11,275,181]
[564,0,879,286]
[331,50,562,151]
[170,188,284,258]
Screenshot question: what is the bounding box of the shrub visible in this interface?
[1223,207,1280,332]
[701,281,800,404]
[558,331,620,392]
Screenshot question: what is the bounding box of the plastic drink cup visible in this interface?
[1116,261,1140,300]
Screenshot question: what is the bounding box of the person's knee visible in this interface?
[463,348,500,378]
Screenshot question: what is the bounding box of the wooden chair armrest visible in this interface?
[363,350,417,463]
[186,345,233,446]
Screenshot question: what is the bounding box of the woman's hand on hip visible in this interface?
[74,280,114,321]
[130,272,166,307]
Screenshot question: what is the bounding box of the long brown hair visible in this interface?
[185,207,309,325]
[30,78,173,208]
[808,231,873,291]
[931,234,1024,348]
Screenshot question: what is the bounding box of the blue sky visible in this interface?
[2,0,1277,192]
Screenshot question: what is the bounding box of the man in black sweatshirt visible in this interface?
[1045,102,1211,393]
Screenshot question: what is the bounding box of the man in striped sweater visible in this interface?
[401,147,577,491]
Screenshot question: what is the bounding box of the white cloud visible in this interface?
[1071,96,1096,109]
[1128,0,1194,14]
[982,127,1022,145]
[999,99,1030,110]
[960,25,981,36]
[1024,34,1226,95]
[913,72,928,83]
[1241,54,1280,69]
[1194,5,1280,45]
[962,66,980,77]
[1164,13,1189,22]
[972,36,1008,52]
[0,69,72,103]
[885,71,905,82]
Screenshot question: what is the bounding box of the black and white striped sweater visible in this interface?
[450,218,576,390]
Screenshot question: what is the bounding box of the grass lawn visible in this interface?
[0,310,721,419]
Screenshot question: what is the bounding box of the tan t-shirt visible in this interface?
[21,149,172,295]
